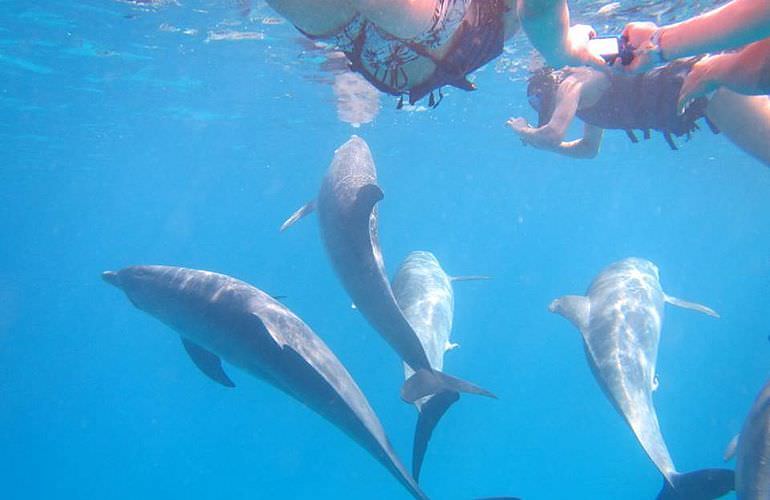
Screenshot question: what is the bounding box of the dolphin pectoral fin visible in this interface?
[723,434,740,461]
[549,295,590,331]
[664,295,720,318]
[450,275,492,282]
[181,338,235,388]
[412,390,460,483]
[280,200,316,232]
[401,369,495,403]
[657,469,735,500]
[444,341,459,352]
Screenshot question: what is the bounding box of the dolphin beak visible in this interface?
[102,271,119,287]
[547,299,559,313]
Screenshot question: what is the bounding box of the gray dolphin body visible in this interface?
[392,251,488,481]
[550,258,726,494]
[281,136,493,405]
[723,378,770,499]
[103,265,426,500]
[393,252,459,381]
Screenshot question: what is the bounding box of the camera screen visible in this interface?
[587,37,620,58]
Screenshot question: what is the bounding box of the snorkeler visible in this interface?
[265,0,601,107]
[506,59,770,165]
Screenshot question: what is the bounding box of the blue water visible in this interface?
[2,1,769,499]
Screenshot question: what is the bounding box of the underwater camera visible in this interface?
[586,35,635,66]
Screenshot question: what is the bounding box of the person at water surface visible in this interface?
[620,0,770,108]
[264,0,602,105]
[621,0,770,73]
[506,61,770,165]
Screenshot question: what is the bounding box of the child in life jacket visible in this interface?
[507,59,770,166]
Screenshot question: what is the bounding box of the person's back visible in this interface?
[575,58,715,149]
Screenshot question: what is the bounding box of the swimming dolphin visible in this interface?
[281,135,494,405]
[550,258,729,498]
[102,265,427,500]
[720,377,770,499]
[391,250,490,482]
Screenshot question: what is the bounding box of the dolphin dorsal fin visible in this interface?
[664,294,720,318]
[280,200,316,232]
[352,184,384,220]
[723,434,740,461]
[250,312,286,347]
[181,338,235,388]
[549,295,590,331]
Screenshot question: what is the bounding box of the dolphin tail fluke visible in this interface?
[412,390,460,482]
[280,200,316,232]
[656,469,734,500]
[664,295,720,318]
[401,368,496,403]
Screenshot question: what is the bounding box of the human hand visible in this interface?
[507,117,530,134]
[620,21,660,73]
[507,118,560,149]
[678,55,726,114]
[566,24,606,69]
[507,117,533,146]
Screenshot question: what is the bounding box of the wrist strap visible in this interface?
[649,28,667,63]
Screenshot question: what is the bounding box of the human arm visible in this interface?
[553,124,604,158]
[507,75,583,149]
[516,0,605,68]
[507,116,603,158]
[622,0,770,72]
[507,68,607,149]
[679,38,770,109]
[506,69,609,159]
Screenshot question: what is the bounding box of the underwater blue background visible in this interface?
[1,1,769,498]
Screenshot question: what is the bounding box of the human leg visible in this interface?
[706,88,770,166]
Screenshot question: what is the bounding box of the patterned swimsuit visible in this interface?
[299,0,506,106]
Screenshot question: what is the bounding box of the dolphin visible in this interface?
[550,257,730,498]
[281,135,494,405]
[721,377,770,499]
[391,250,490,482]
[102,265,427,500]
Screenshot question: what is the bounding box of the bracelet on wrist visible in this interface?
[648,28,667,64]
